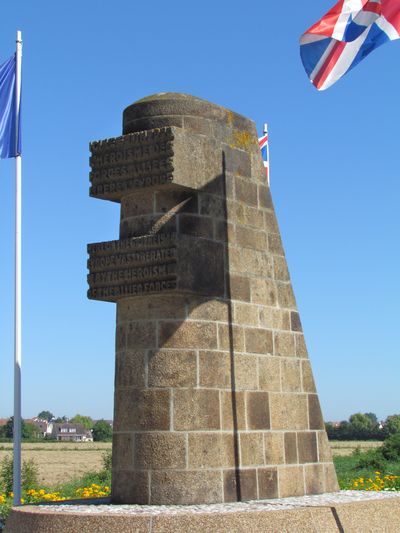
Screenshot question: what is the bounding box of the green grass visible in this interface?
[334,453,400,489]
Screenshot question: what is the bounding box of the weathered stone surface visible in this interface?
[284,432,298,464]
[134,432,186,469]
[173,389,220,430]
[246,391,270,430]
[147,350,197,388]
[188,433,235,468]
[223,469,258,502]
[151,470,223,504]
[88,92,337,505]
[264,432,285,465]
[258,467,279,499]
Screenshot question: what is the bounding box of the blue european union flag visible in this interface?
[0,53,21,159]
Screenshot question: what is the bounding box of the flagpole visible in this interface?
[263,123,270,187]
[13,29,22,507]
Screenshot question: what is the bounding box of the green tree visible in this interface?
[2,418,40,440]
[385,415,400,435]
[92,420,112,442]
[70,414,93,430]
[37,410,54,421]
[349,412,376,432]
[54,415,68,423]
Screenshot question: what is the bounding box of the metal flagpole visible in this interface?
[263,123,270,187]
[13,29,22,507]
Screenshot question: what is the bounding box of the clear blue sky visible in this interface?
[0,1,399,422]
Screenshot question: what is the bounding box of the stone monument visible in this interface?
[8,93,400,532]
[86,93,338,505]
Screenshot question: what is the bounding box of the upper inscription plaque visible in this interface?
[90,128,174,201]
[89,126,222,202]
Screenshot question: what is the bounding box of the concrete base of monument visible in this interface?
[5,491,400,533]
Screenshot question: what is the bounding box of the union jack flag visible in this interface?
[300,0,400,90]
[258,126,269,183]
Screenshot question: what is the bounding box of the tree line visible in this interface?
[0,411,112,442]
[326,413,400,440]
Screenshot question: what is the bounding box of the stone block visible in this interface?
[258,184,272,209]
[297,432,318,463]
[317,431,333,462]
[173,389,220,430]
[270,393,308,431]
[221,391,246,430]
[258,356,281,392]
[158,320,218,350]
[235,178,257,206]
[308,394,325,430]
[134,432,186,469]
[234,354,258,390]
[121,192,154,218]
[114,389,170,431]
[112,470,149,504]
[214,219,235,242]
[183,115,212,136]
[284,432,298,464]
[233,302,259,326]
[280,359,302,392]
[295,334,308,358]
[290,311,302,332]
[236,226,267,251]
[244,205,264,229]
[250,278,277,306]
[199,193,225,218]
[112,432,134,470]
[199,351,231,388]
[273,255,290,281]
[276,283,296,309]
[245,328,273,354]
[274,332,296,357]
[115,323,126,351]
[264,432,285,465]
[126,321,157,349]
[301,360,316,392]
[304,463,325,494]
[264,211,279,233]
[151,470,223,504]
[178,213,214,239]
[278,465,305,498]
[148,350,197,388]
[224,146,252,177]
[218,323,245,352]
[117,295,187,321]
[240,432,264,466]
[186,298,229,322]
[324,463,340,492]
[229,274,251,302]
[258,467,278,499]
[259,308,290,330]
[188,432,236,468]
[223,468,257,502]
[115,351,146,389]
[268,234,285,256]
[246,391,270,430]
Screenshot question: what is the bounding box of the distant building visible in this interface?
[26,418,53,438]
[51,423,93,442]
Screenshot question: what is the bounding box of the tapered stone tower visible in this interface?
[87,93,338,504]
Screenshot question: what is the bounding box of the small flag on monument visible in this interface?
[300,0,400,90]
[258,124,269,185]
[0,53,21,158]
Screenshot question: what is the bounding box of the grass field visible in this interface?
[0,442,111,487]
[329,440,383,456]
